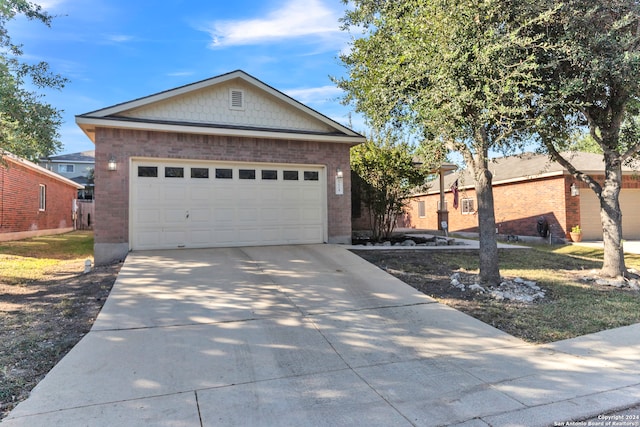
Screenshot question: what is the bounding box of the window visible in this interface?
[165,167,184,178]
[462,198,475,214]
[304,171,319,181]
[239,169,256,180]
[283,170,299,181]
[58,164,74,173]
[191,168,209,178]
[39,184,46,211]
[138,166,158,177]
[215,168,233,179]
[261,170,277,180]
[418,201,426,218]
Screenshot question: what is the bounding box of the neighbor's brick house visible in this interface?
[397,152,640,241]
[0,153,84,241]
[76,70,365,264]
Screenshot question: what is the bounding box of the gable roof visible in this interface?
[2,152,85,189]
[76,70,365,145]
[43,150,95,163]
[420,152,640,195]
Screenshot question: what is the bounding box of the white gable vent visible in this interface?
[229,89,245,110]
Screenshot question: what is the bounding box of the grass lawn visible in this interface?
[0,231,94,285]
[354,243,640,343]
[0,231,119,419]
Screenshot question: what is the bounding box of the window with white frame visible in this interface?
[58,164,74,173]
[461,198,474,214]
[418,200,426,218]
[39,184,46,211]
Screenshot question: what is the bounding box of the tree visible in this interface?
[336,0,547,284]
[531,0,640,278]
[0,1,67,161]
[351,131,429,241]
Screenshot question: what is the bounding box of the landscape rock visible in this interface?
[451,275,546,303]
[469,284,485,292]
[401,239,416,247]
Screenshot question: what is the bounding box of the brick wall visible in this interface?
[401,175,575,238]
[94,128,352,248]
[0,159,77,235]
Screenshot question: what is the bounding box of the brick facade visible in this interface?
[399,173,639,240]
[94,128,352,260]
[0,157,79,240]
[399,175,574,239]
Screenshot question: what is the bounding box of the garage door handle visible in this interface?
[186,211,189,219]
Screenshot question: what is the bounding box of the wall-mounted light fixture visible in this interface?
[107,155,117,171]
[335,168,344,195]
[570,183,579,196]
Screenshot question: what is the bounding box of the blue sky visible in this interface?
[10,0,364,154]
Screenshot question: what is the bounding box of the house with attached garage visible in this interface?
[76,70,365,265]
[0,152,84,241]
[398,152,640,242]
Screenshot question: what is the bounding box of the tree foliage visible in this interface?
[336,0,549,284]
[530,0,640,277]
[351,131,429,241]
[0,0,67,161]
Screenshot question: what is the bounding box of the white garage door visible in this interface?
[130,159,327,250]
[580,189,640,240]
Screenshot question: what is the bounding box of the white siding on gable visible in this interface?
[117,80,335,134]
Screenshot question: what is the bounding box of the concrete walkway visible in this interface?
[3,245,640,426]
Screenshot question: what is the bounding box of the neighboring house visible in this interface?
[40,150,95,200]
[76,70,365,265]
[0,152,84,241]
[399,152,640,241]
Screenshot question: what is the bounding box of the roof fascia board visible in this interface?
[76,116,365,145]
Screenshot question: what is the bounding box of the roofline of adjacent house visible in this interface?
[2,152,86,189]
[42,159,95,164]
[412,168,639,197]
[76,70,365,143]
[75,116,366,145]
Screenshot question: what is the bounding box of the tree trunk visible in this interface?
[599,153,626,277]
[475,166,501,285]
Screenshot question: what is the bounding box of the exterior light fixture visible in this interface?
[570,183,579,196]
[335,168,344,195]
[107,155,117,171]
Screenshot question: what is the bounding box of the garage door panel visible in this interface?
[131,160,326,250]
[163,230,187,246]
[164,209,187,224]
[213,208,235,222]
[188,229,213,245]
[136,208,161,225]
[189,209,211,222]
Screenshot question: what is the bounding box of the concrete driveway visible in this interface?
[3,245,640,426]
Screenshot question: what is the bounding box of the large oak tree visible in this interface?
[335,0,547,284]
[531,0,640,278]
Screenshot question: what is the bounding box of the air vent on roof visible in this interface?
[230,89,245,110]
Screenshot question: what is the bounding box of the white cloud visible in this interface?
[106,34,134,43]
[284,85,343,105]
[206,0,342,47]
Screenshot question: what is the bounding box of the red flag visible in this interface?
[451,179,459,209]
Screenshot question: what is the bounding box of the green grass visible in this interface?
[360,244,640,343]
[0,231,94,285]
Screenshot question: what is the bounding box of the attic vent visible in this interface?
[230,89,245,110]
